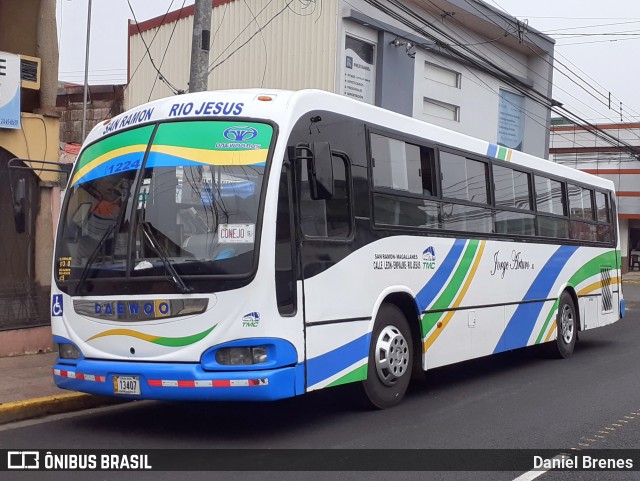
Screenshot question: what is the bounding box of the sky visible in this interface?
[57,0,640,124]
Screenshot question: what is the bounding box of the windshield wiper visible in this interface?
[139,221,193,293]
[75,223,116,295]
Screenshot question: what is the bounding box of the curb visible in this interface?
[0,393,127,425]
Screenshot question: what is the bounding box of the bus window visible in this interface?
[440,151,488,204]
[275,167,296,315]
[535,176,566,216]
[299,153,352,238]
[595,191,609,223]
[493,165,531,210]
[370,134,435,196]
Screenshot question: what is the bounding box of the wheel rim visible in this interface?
[374,325,409,386]
[560,304,574,344]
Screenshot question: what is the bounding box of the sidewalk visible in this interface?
[0,351,124,425]
[1,270,639,425]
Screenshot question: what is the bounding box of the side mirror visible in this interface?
[308,142,334,200]
[13,178,26,234]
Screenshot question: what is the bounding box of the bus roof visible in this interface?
[86,89,614,192]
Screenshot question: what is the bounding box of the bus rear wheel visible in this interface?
[360,303,413,409]
[548,291,577,359]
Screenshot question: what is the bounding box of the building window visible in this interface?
[423,98,460,122]
[424,61,461,88]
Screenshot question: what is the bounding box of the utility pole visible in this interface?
[189,0,212,93]
[82,0,93,141]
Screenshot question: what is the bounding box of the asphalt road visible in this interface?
[2,283,639,480]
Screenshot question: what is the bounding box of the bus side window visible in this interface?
[275,166,296,315]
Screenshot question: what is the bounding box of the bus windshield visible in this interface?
[55,120,273,294]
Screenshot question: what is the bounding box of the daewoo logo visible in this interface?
[74,298,209,322]
[94,301,170,317]
[223,126,258,142]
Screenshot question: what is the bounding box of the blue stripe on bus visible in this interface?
[306,333,371,387]
[145,151,266,168]
[74,152,145,185]
[486,144,498,158]
[494,245,578,353]
[415,239,466,312]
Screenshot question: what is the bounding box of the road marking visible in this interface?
[512,455,568,481]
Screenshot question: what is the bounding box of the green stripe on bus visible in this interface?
[153,325,217,347]
[535,251,617,344]
[498,146,507,160]
[153,121,273,151]
[75,125,155,171]
[326,363,368,388]
[421,240,479,335]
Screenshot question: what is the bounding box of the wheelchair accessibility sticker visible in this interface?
[52,295,63,317]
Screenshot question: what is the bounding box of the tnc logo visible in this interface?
[7,451,39,469]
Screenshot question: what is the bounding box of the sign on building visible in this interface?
[497,89,524,151]
[343,36,375,105]
[0,51,21,129]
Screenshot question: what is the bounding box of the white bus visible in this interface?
[52,89,623,408]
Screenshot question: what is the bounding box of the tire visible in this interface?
[359,303,413,409]
[548,291,577,359]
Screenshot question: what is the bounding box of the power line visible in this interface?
[206,0,321,79]
[242,0,269,88]
[100,0,185,123]
[148,0,188,101]
[557,37,640,46]
[126,0,184,95]
[341,0,596,152]
[458,0,636,149]
[364,0,640,158]
[207,0,292,77]
[542,20,640,33]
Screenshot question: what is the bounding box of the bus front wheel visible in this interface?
[360,303,413,409]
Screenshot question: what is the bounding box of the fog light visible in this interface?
[216,347,268,365]
[58,343,81,360]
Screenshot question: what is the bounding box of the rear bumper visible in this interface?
[53,359,303,401]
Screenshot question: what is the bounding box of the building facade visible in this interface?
[127,0,555,158]
[550,119,640,271]
[0,0,61,355]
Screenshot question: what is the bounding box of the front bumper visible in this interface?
[53,359,303,401]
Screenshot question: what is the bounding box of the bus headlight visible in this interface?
[215,347,268,365]
[58,343,81,360]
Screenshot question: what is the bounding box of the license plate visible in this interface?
[113,375,140,395]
